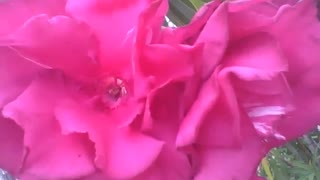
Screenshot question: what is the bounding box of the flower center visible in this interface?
[106,78,127,100]
[80,77,129,110]
[101,77,128,109]
[107,86,123,99]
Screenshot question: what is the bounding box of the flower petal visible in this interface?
[133,146,192,180]
[2,73,95,179]
[220,33,287,80]
[55,99,164,179]
[0,116,24,175]
[160,1,220,45]
[136,44,194,90]
[144,82,185,141]
[218,34,291,140]
[271,0,299,7]
[176,71,220,147]
[160,1,229,80]
[194,123,267,180]
[177,33,288,147]
[270,0,320,78]
[194,2,229,79]
[0,47,41,108]
[140,82,193,179]
[133,1,192,96]
[234,0,320,143]
[76,172,113,180]
[66,0,151,77]
[5,14,99,80]
[228,1,277,41]
[99,127,163,179]
[0,0,66,35]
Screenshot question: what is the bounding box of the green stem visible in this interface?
[261,158,274,180]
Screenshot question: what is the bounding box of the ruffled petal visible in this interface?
[136,44,194,91]
[133,1,193,97]
[95,127,163,179]
[159,2,228,80]
[0,47,41,108]
[0,116,24,175]
[4,14,99,80]
[177,33,287,147]
[139,82,193,180]
[76,172,113,180]
[284,0,320,140]
[193,2,229,79]
[176,70,220,147]
[228,1,277,41]
[220,33,287,80]
[233,77,291,142]
[133,146,192,180]
[136,0,168,42]
[143,82,184,141]
[66,0,153,77]
[269,0,320,79]
[0,0,66,35]
[216,34,289,141]
[230,0,320,143]
[18,173,45,180]
[194,122,268,180]
[160,1,220,45]
[2,73,95,179]
[55,99,164,179]
[271,0,299,7]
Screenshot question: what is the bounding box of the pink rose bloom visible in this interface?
[0,0,320,180]
[0,0,192,179]
[156,0,320,179]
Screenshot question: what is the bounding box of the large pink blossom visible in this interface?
[0,0,319,180]
[0,0,190,179]
[160,0,320,179]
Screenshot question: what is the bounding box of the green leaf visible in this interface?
[306,173,315,180]
[168,0,196,25]
[290,161,311,170]
[188,0,204,10]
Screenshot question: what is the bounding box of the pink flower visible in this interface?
[0,0,192,179]
[0,0,319,180]
[154,0,320,179]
